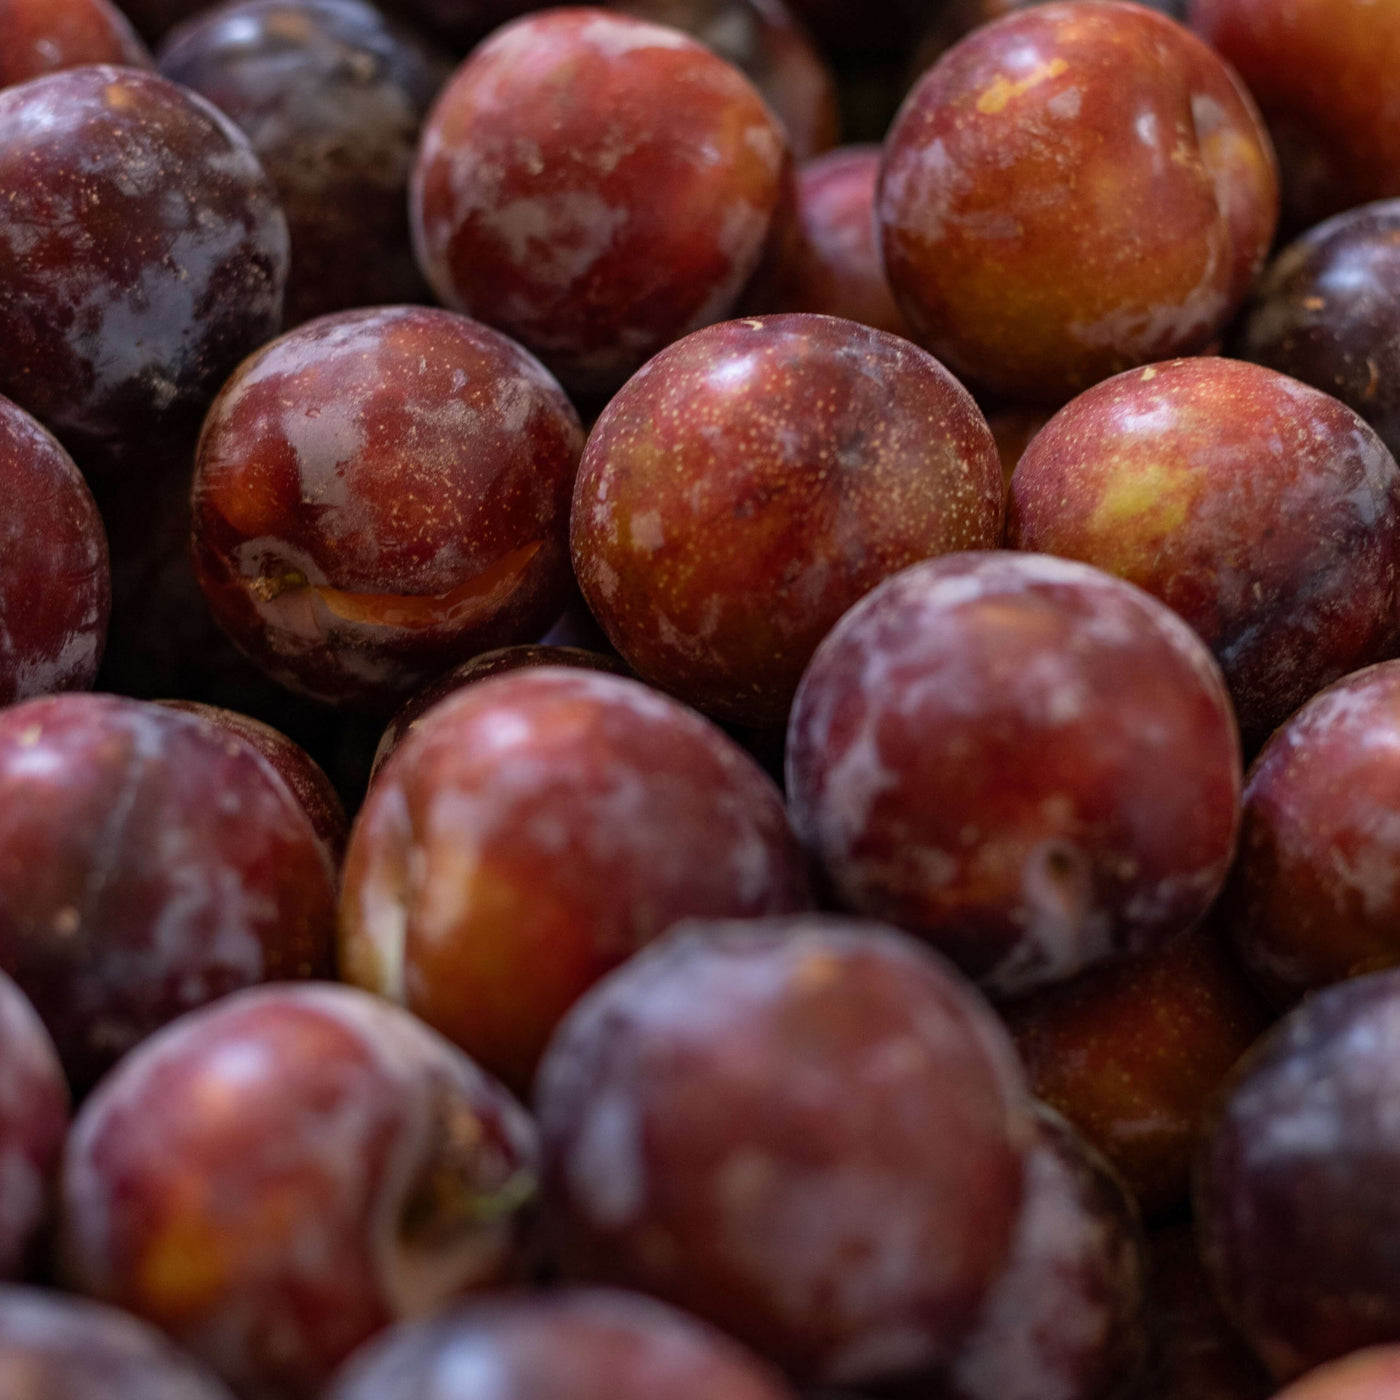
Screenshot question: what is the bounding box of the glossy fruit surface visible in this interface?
[572,313,1003,726]
[880,1,1278,402]
[411,8,790,397]
[60,983,538,1400]
[192,306,583,711]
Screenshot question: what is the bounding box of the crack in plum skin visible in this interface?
[191,305,584,712]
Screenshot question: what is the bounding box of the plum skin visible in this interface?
[0,394,109,706]
[326,1289,801,1400]
[1221,661,1400,1006]
[0,694,338,1089]
[0,973,69,1281]
[878,0,1278,403]
[0,1286,239,1400]
[571,313,1004,727]
[0,65,289,466]
[1196,967,1400,1382]
[1004,918,1272,1217]
[786,552,1243,998]
[340,667,813,1091]
[157,0,452,328]
[1237,200,1400,463]
[191,305,584,712]
[59,982,539,1400]
[536,914,1034,1389]
[0,0,151,88]
[1007,357,1400,750]
[410,7,791,398]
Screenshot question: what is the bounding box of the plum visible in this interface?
[944,1104,1148,1400]
[879,1,1278,403]
[0,1286,237,1400]
[158,0,452,327]
[191,305,584,712]
[0,973,68,1280]
[0,393,109,706]
[571,314,1003,726]
[1005,918,1272,1216]
[787,552,1242,998]
[1189,0,1400,230]
[327,1288,800,1400]
[0,66,288,468]
[1197,967,1400,1381]
[536,913,1034,1388]
[1007,358,1400,749]
[410,8,790,397]
[155,701,348,868]
[0,0,151,88]
[60,982,538,1400]
[0,694,336,1088]
[745,147,910,335]
[340,667,812,1089]
[1220,661,1400,1006]
[1237,201,1400,462]
[369,644,629,782]
[612,0,838,161]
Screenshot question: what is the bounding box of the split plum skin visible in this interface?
[191,305,585,712]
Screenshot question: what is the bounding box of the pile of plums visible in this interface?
[8,0,1400,1395]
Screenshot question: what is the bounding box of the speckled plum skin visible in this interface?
[0,694,337,1089]
[410,8,790,398]
[536,915,1034,1388]
[1219,662,1400,1006]
[370,644,629,782]
[1189,0,1400,231]
[1237,202,1400,462]
[191,306,584,712]
[787,553,1243,998]
[1008,358,1400,749]
[0,66,289,467]
[0,0,150,88]
[1005,919,1271,1217]
[156,700,349,868]
[0,974,68,1279]
[340,668,812,1090]
[1272,1348,1400,1400]
[945,1104,1148,1400]
[0,394,109,706]
[327,1289,800,1400]
[878,1,1278,404]
[158,0,452,328]
[1130,1225,1272,1400]
[0,1287,238,1400]
[748,147,910,335]
[59,983,538,1400]
[612,0,838,162]
[1196,967,1400,1381]
[572,314,1003,726]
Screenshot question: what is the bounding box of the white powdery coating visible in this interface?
[950,1111,1141,1400]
